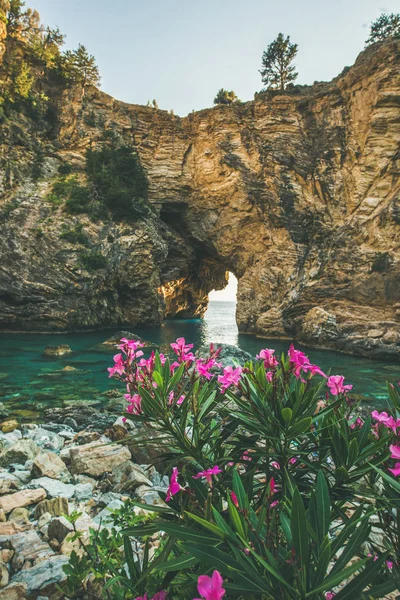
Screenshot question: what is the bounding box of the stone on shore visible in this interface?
[0,582,27,600]
[0,439,41,467]
[69,441,131,477]
[12,555,69,597]
[0,488,46,514]
[34,497,69,519]
[28,477,75,499]
[31,452,70,481]
[0,420,18,433]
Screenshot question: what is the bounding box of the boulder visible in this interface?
[0,582,27,600]
[73,482,93,501]
[102,331,156,348]
[0,562,8,588]
[0,439,41,467]
[0,429,22,448]
[26,428,63,452]
[69,441,131,477]
[31,452,70,481]
[0,421,18,434]
[42,345,72,357]
[0,488,46,514]
[11,555,69,597]
[10,530,53,571]
[28,477,75,499]
[8,508,30,524]
[111,461,152,493]
[47,517,73,543]
[197,343,252,368]
[0,522,32,536]
[34,497,69,519]
[0,479,18,495]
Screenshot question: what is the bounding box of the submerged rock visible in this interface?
[197,343,252,368]
[102,331,156,348]
[42,345,72,357]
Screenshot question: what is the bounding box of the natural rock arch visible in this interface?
[0,40,399,361]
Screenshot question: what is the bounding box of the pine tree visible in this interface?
[260,33,298,91]
[366,13,400,45]
[213,88,239,105]
[73,44,100,86]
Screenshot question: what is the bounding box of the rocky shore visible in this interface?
[0,411,168,599]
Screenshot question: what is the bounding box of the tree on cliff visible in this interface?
[260,33,298,91]
[61,44,100,86]
[213,88,239,105]
[366,13,400,45]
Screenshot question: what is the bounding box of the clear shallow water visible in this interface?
[0,301,398,420]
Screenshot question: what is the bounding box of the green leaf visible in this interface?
[333,555,387,599]
[153,370,164,389]
[281,407,293,424]
[288,417,312,437]
[184,512,225,539]
[232,468,249,509]
[307,558,368,596]
[315,471,330,543]
[329,519,369,576]
[290,487,309,565]
[155,554,199,572]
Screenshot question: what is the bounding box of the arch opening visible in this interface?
[204,272,239,345]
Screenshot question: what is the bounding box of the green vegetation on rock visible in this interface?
[260,32,298,91]
[366,13,400,45]
[80,250,107,271]
[213,88,240,105]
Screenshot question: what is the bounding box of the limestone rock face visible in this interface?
[0,40,399,360]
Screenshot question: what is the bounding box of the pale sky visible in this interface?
[25,0,399,116]
[209,273,238,302]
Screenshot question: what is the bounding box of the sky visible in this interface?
[25,0,399,117]
[209,273,238,302]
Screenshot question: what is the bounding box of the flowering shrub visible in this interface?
[67,338,400,599]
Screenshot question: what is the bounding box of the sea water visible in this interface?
[0,301,398,420]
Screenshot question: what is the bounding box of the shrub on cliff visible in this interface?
[366,13,400,45]
[80,250,107,271]
[64,338,400,598]
[214,89,240,105]
[85,144,149,221]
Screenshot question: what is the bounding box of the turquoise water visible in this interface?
[0,301,398,420]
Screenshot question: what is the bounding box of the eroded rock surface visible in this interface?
[0,40,399,360]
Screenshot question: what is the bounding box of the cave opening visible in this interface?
[204,272,239,345]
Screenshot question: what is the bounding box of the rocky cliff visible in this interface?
[0,39,399,360]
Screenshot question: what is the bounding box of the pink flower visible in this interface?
[288,457,298,465]
[386,561,393,569]
[385,416,400,434]
[270,500,279,508]
[271,461,280,470]
[288,345,326,379]
[125,393,142,415]
[107,353,126,377]
[389,462,400,476]
[349,417,364,429]
[371,410,390,424]
[327,375,353,396]
[325,593,336,600]
[168,391,186,406]
[194,570,226,600]
[170,337,195,363]
[269,476,276,495]
[230,491,239,507]
[256,348,278,369]
[266,371,273,383]
[240,450,252,462]
[390,445,400,460]
[193,465,223,486]
[196,358,222,380]
[166,467,182,501]
[218,366,243,391]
